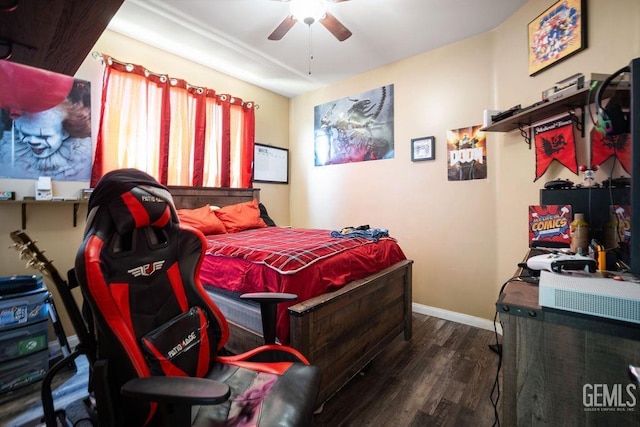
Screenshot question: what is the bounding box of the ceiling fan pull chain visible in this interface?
[308,24,313,75]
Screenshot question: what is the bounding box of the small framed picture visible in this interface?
[411,136,435,161]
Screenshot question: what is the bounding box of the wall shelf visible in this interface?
[481,87,595,133]
[481,85,629,148]
[0,200,88,229]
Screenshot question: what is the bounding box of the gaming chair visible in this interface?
[73,168,321,426]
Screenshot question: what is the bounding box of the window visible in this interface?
[91,55,255,188]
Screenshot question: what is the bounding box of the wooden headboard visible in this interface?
[168,186,260,209]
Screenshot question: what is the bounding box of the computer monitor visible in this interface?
[630,57,639,275]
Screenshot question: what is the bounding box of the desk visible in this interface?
[497,269,640,426]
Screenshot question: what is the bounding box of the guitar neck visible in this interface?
[9,230,93,351]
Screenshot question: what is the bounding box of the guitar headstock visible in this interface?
[9,229,55,277]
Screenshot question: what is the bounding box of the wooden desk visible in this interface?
[497,276,640,426]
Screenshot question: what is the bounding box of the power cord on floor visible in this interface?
[490,309,502,427]
[489,275,525,427]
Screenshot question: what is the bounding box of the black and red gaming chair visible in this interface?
[74,168,321,426]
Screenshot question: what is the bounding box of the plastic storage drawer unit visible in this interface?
[0,350,48,394]
[0,275,50,394]
[0,275,49,330]
[0,319,48,362]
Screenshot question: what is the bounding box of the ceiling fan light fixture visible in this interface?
[290,0,326,24]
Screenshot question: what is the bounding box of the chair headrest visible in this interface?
[107,186,173,234]
[87,169,177,235]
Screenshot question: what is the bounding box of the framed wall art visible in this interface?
[528,0,587,76]
[314,84,394,166]
[446,126,487,181]
[253,143,289,184]
[0,61,93,181]
[411,136,435,161]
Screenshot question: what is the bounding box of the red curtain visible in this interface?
[92,54,256,188]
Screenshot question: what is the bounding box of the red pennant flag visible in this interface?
[533,115,577,181]
[591,129,632,174]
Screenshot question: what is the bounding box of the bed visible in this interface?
[168,185,413,404]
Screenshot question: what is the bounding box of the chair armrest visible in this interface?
[121,376,230,405]
[240,293,297,344]
[240,292,297,304]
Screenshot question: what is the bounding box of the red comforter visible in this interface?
[199,227,407,344]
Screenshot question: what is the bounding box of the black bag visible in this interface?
[141,306,210,377]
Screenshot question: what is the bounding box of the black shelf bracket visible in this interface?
[21,202,26,230]
[73,202,79,227]
[567,108,585,137]
[19,201,83,229]
[518,123,532,149]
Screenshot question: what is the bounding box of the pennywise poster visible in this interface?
[446,125,487,181]
[314,84,394,166]
[0,61,92,181]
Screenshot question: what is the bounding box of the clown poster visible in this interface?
[529,205,572,245]
[446,125,487,181]
[0,61,92,181]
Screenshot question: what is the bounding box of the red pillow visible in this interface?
[177,204,227,235]
[214,199,267,233]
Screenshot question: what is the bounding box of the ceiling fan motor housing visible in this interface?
[290,0,326,22]
[268,0,352,42]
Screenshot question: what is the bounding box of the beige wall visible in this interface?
[0,30,291,336]
[289,0,640,321]
[1,0,638,338]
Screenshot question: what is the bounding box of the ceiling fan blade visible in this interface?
[320,11,352,41]
[268,15,297,40]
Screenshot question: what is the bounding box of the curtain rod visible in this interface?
[92,51,258,109]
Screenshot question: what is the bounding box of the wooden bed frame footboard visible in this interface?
[167,186,414,404]
[289,259,413,404]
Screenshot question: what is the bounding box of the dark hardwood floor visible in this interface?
[311,313,502,427]
[0,355,89,427]
[0,313,502,427]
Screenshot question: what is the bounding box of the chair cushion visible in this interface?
[193,363,321,427]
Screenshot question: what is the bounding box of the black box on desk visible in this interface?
[540,187,630,240]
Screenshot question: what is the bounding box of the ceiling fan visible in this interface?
[268,0,352,42]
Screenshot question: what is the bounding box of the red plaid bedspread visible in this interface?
[205,227,394,275]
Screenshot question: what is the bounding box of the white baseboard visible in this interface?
[49,306,504,355]
[412,302,503,336]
